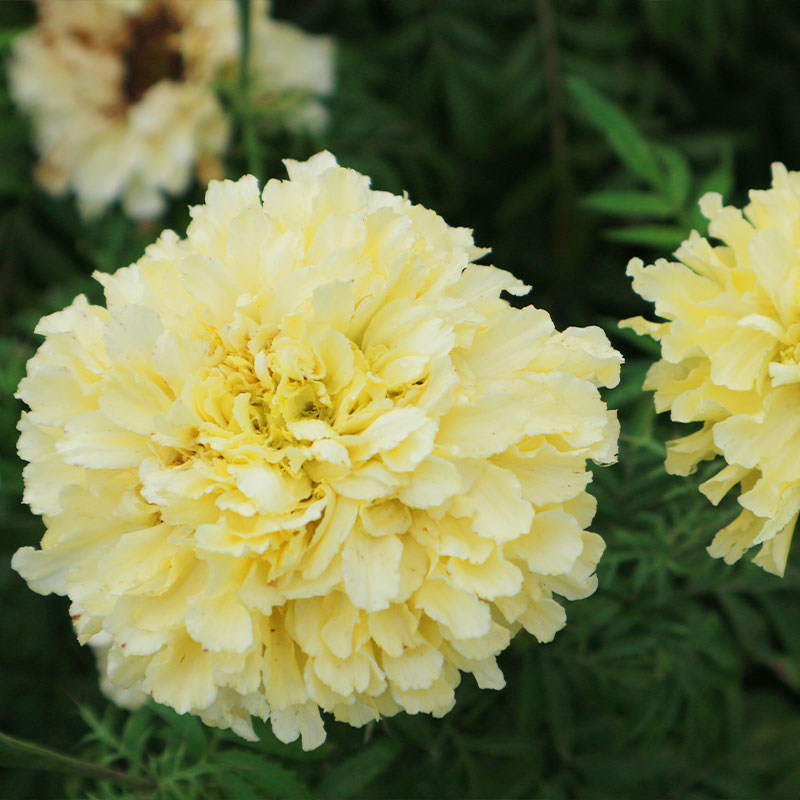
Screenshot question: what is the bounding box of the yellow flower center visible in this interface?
[774,322,800,366]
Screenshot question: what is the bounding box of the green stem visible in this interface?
[0,730,157,792]
[236,0,262,177]
[536,0,576,308]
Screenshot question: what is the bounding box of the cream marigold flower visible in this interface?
[9,0,333,219]
[622,163,800,577]
[13,152,621,747]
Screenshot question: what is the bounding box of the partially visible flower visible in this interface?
[13,152,621,748]
[623,163,800,576]
[9,0,333,219]
[248,16,334,134]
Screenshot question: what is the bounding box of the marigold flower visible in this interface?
[623,163,800,576]
[13,152,621,747]
[9,0,333,219]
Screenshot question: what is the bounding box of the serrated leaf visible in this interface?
[657,145,693,206]
[148,703,208,756]
[216,770,266,800]
[582,190,677,217]
[605,225,687,249]
[317,740,400,799]
[216,751,311,799]
[120,710,153,769]
[717,593,771,659]
[566,75,663,187]
[78,706,123,755]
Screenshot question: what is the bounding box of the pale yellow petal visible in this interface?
[505,510,584,576]
[56,411,151,469]
[437,395,529,458]
[186,595,254,653]
[368,604,420,658]
[446,550,522,600]
[412,579,491,639]
[342,529,403,612]
[518,598,566,643]
[398,455,462,509]
[145,637,217,714]
[451,463,533,543]
[382,642,444,691]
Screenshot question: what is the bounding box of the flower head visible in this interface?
[623,163,800,576]
[10,0,333,219]
[13,152,621,747]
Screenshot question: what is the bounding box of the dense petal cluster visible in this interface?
[13,153,621,747]
[9,0,333,219]
[623,164,800,576]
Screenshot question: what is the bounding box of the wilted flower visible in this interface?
[9,0,333,219]
[623,163,800,576]
[13,152,621,747]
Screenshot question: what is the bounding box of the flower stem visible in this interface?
[236,0,262,178]
[536,0,576,309]
[0,729,158,792]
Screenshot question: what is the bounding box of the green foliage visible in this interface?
[3,0,800,798]
[316,739,400,799]
[0,730,156,793]
[568,75,734,250]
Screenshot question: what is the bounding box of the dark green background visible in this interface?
[3,1,800,798]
